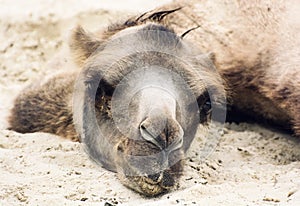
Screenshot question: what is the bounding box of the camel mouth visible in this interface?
[145,170,175,189]
[115,138,184,196]
[119,170,177,197]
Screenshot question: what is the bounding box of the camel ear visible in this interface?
[206,52,216,64]
[69,26,103,67]
[195,52,216,69]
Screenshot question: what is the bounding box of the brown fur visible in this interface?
[9,72,79,141]
[157,0,300,135]
[8,0,299,197]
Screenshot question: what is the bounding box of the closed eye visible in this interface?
[197,90,212,123]
[202,99,212,115]
[186,90,212,123]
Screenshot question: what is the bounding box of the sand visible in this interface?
[1,1,300,205]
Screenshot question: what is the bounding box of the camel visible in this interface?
[9,0,299,196]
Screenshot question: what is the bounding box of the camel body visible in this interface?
[9,0,300,196]
[159,0,300,134]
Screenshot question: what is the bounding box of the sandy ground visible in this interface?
[1,1,300,205]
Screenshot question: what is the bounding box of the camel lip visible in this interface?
[142,170,176,189]
[136,175,175,196]
[145,172,163,185]
[118,171,172,196]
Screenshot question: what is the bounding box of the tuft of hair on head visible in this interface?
[142,7,182,22]
[129,7,182,24]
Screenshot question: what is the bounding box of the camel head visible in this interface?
[71,9,226,196]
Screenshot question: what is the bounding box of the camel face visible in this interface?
[72,23,225,196]
[111,68,188,196]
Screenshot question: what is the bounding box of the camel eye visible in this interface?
[203,99,212,115]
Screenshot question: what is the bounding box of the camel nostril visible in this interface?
[139,122,163,150]
[140,123,146,130]
[139,119,184,152]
